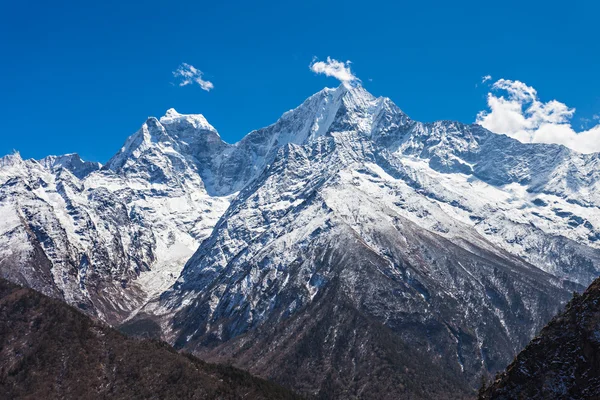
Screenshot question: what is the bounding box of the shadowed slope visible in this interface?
[0,278,300,400]
[480,277,600,399]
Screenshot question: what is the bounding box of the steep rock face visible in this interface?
[480,277,600,399]
[0,278,300,400]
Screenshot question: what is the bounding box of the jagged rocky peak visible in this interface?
[0,151,101,181]
[318,85,413,148]
[106,85,410,180]
[104,109,224,177]
[0,152,29,187]
[233,84,411,170]
[157,109,225,158]
[103,118,166,173]
[159,108,217,133]
[0,151,24,168]
[39,153,101,179]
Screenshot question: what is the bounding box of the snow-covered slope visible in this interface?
[3,84,600,397]
[0,112,233,323]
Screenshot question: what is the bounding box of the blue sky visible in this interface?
[1,0,599,161]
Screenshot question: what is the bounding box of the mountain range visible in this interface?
[2,84,600,398]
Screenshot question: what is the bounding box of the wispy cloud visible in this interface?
[309,57,359,87]
[476,78,600,153]
[481,75,492,84]
[173,63,214,91]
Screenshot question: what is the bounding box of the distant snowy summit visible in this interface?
[159,107,217,131]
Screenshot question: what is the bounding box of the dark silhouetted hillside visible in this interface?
[480,277,600,399]
[0,278,301,400]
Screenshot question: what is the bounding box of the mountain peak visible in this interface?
[164,108,180,118]
[104,107,224,176]
[338,83,377,108]
[159,108,216,132]
[0,151,24,168]
[39,153,101,179]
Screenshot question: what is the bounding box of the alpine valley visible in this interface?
[2,84,600,398]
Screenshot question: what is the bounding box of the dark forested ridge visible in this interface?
[0,278,301,400]
[480,277,600,399]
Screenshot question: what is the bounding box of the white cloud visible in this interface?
[173,63,214,91]
[482,75,492,84]
[476,79,600,154]
[309,57,359,87]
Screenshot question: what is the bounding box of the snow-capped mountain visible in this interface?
[0,114,232,324]
[3,84,600,397]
